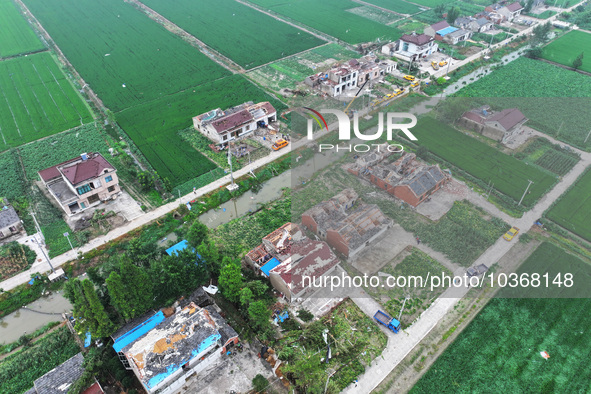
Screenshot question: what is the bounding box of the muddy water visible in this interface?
[199,169,292,228]
[0,292,71,344]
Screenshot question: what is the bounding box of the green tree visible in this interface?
[239,287,254,307]
[526,46,542,59]
[197,238,221,275]
[573,51,584,70]
[281,351,326,393]
[218,263,243,303]
[523,0,534,13]
[151,249,207,305]
[126,238,160,268]
[106,259,153,321]
[532,22,551,45]
[434,3,445,17]
[187,220,209,248]
[247,281,268,297]
[65,279,115,338]
[446,6,460,24]
[252,374,269,393]
[137,171,155,191]
[248,301,270,330]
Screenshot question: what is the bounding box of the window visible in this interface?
[80,202,86,209]
[105,175,113,183]
[77,184,91,195]
[108,186,115,193]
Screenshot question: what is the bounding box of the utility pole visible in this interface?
[30,211,44,243]
[32,235,55,274]
[584,129,591,144]
[556,121,565,138]
[518,180,534,206]
[63,232,74,252]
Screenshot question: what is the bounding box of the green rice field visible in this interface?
[139,0,324,69]
[116,75,285,185]
[415,2,484,24]
[359,0,423,15]
[247,0,402,44]
[0,52,92,148]
[541,30,591,73]
[547,168,591,242]
[405,117,557,207]
[23,0,230,112]
[0,0,45,58]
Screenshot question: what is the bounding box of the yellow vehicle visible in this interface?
[431,61,439,70]
[403,75,415,81]
[439,60,448,67]
[503,227,520,241]
[393,88,405,96]
[410,81,420,88]
[271,138,289,151]
[385,93,394,99]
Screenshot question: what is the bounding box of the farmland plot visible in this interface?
[404,117,557,207]
[0,0,45,57]
[0,53,92,148]
[139,0,324,69]
[547,168,591,242]
[116,75,285,186]
[359,0,423,15]
[412,244,591,392]
[247,0,402,44]
[541,30,591,73]
[22,0,230,112]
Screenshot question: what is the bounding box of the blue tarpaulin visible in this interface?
[84,332,91,348]
[113,311,166,352]
[436,26,458,36]
[260,257,281,276]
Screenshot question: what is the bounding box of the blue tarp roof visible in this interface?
[437,26,458,36]
[261,257,281,276]
[113,311,165,352]
[165,240,203,260]
[84,332,91,348]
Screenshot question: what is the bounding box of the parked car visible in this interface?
[272,138,289,151]
[467,264,488,277]
[403,75,416,81]
[503,227,520,241]
[439,60,448,67]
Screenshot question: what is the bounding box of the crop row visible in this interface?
[23,0,230,112]
[547,168,591,242]
[541,30,591,73]
[534,150,578,176]
[248,0,402,44]
[359,0,422,15]
[0,0,45,57]
[139,0,324,69]
[0,52,92,148]
[406,117,557,206]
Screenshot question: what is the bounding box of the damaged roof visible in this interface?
[119,304,232,391]
[401,166,446,197]
[273,238,339,296]
[328,204,391,251]
[33,353,84,394]
[0,205,20,228]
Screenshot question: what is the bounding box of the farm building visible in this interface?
[346,148,449,207]
[192,101,277,145]
[38,153,120,216]
[305,55,396,97]
[244,223,340,301]
[384,33,438,62]
[454,17,493,32]
[25,353,104,394]
[424,21,450,38]
[497,2,523,22]
[459,106,528,142]
[111,303,238,394]
[442,29,473,45]
[0,198,23,240]
[301,189,391,258]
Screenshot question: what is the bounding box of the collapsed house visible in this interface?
[305,55,396,97]
[301,189,392,258]
[346,147,449,207]
[111,303,238,394]
[245,223,340,302]
[459,106,527,142]
[192,101,277,145]
[0,198,23,240]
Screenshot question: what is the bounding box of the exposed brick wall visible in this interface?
[301,215,318,234]
[326,230,349,257]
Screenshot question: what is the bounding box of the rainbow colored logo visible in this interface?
[280,107,328,131]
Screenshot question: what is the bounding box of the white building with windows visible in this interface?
[193,101,276,145]
[385,33,438,63]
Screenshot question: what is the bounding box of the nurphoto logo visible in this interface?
[299,107,418,152]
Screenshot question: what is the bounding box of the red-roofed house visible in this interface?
[38,152,120,215]
[498,2,523,21]
[460,106,527,141]
[389,33,438,62]
[193,101,276,145]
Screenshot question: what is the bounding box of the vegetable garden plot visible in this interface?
[23,0,230,112]
[139,0,324,69]
[0,150,28,201]
[547,168,591,242]
[533,150,578,176]
[0,0,45,57]
[116,75,285,186]
[247,0,402,44]
[0,53,92,148]
[404,117,557,207]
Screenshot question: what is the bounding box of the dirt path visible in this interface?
[126,0,243,74]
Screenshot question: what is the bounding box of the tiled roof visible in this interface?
[403,166,446,197]
[506,1,523,12]
[39,153,114,185]
[430,21,450,31]
[33,353,84,394]
[486,108,527,130]
[400,33,433,46]
[0,205,20,228]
